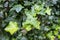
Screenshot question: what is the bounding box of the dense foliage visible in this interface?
[0,0,60,40]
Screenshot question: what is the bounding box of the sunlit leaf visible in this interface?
[55,25,60,30]
[50,36,55,40]
[22,13,40,31]
[34,4,43,12]
[45,7,51,15]
[54,30,58,35]
[58,35,60,39]
[4,21,19,35]
[46,31,55,40]
[23,24,32,31]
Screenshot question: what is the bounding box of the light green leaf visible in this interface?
[46,31,55,40]
[22,13,40,31]
[50,36,55,40]
[34,4,43,12]
[23,25,32,31]
[45,7,51,15]
[56,25,60,30]
[54,30,58,35]
[4,21,19,35]
[58,35,60,39]
[10,4,24,13]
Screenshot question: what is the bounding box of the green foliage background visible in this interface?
[0,0,60,40]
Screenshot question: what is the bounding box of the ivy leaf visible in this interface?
[58,35,60,39]
[21,36,27,40]
[45,7,51,15]
[22,20,32,31]
[10,4,24,13]
[4,21,19,35]
[12,38,16,40]
[54,30,58,35]
[56,25,60,30]
[52,0,57,4]
[23,24,32,31]
[24,1,32,6]
[34,4,43,12]
[50,36,55,40]
[22,13,40,31]
[46,31,55,40]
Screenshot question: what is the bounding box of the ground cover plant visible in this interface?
[0,0,60,40]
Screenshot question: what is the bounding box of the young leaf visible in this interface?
[58,35,60,39]
[4,21,19,35]
[22,13,40,31]
[45,7,51,15]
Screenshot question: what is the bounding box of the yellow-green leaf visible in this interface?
[58,35,60,39]
[25,25,32,31]
[50,36,55,40]
[45,7,51,15]
[4,21,19,35]
[54,30,58,35]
